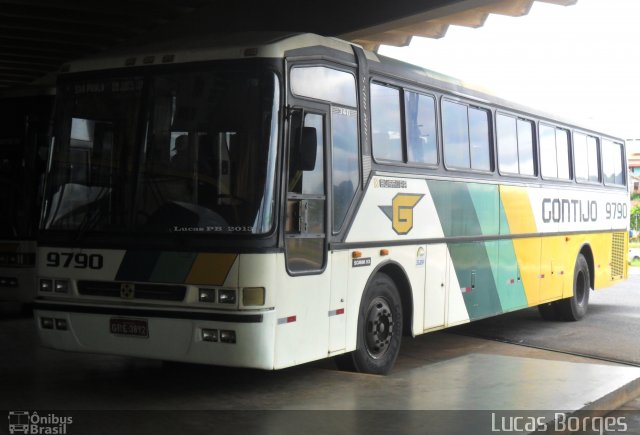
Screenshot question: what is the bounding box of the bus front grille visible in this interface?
[77,281,187,302]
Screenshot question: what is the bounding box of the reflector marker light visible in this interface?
[461,287,472,293]
[506,278,515,285]
[328,308,345,317]
[277,315,297,325]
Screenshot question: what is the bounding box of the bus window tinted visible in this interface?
[442,100,491,171]
[497,115,535,176]
[574,132,600,183]
[371,83,402,162]
[497,114,518,174]
[540,124,570,180]
[469,107,491,171]
[556,129,570,180]
[442,100,470,168]
[517,119,535,176]
[587,136,600,182]
[290,67,356,107]
[332,107,359,231]
[603,139,625,185]
[404,91,437,164]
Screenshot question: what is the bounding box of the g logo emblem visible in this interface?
[120,283,135,299]
[379,193,424,235]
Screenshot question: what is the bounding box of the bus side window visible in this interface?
[442,100,491,171]
[540,124,570,180]
[404,91,437,165]
[539,124,557,178]
[442,100,470,169]
[331,106,359,232]
[288,113,324,196]
[371,83,402,162]
[602,139,625,186]
[497,114,518,173]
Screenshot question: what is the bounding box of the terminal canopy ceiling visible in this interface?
[0,0,575,90]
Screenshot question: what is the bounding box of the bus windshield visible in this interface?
[42,66,280,237]
[0,95,51,239]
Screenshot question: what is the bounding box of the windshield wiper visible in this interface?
[73,186,108,241]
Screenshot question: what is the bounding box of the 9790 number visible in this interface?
[46,252,104,270]
[605,202,627,220]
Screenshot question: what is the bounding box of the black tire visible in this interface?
[557,254,591,321]
[334,272,402,375]
[537,302,561,321]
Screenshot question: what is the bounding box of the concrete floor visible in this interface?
[1,275,640,434]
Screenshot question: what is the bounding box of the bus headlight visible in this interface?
[199,288,216,303]
[242,287,265,306]
[201,329,218,342]
[218,289,236,304]
[54,280,69,293]
[40,279,53,292]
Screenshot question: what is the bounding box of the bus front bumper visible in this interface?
[33,301,277,370]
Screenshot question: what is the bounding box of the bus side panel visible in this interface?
[342,245,426,349]
[273,253,331,369]
[428,181,509,321]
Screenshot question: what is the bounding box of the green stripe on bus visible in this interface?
[448,242,503,320]
[496,198,529,310]
[467,183,499,236]
[496,240,529,311]
[149,252,198,284]
[426,180,482,237]
[427,180,503,318]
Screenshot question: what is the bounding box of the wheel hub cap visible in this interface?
[365,297,393,358]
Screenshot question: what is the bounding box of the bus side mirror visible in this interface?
[299,126,317,171]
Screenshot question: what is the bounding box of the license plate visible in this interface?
[109,318,149,338]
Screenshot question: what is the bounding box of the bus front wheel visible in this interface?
[335,272,403,375]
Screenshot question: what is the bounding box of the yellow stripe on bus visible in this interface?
[500,186,539,305]
[499,186,537,234]
[185,253,238,285]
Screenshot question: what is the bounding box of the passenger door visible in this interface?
[275,103,335,366]
[284,107,327,274]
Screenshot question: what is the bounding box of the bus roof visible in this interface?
[60,32,622,141]
[61,32,356,75]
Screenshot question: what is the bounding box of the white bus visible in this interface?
[0,88,54,306]
[34,33,628,374]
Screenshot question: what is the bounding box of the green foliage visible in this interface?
[632,204,640,231]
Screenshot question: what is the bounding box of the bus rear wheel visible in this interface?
[557,254,590,321]
[335,272,402,375]
[538,254,590,322]
[537,302,561,321]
